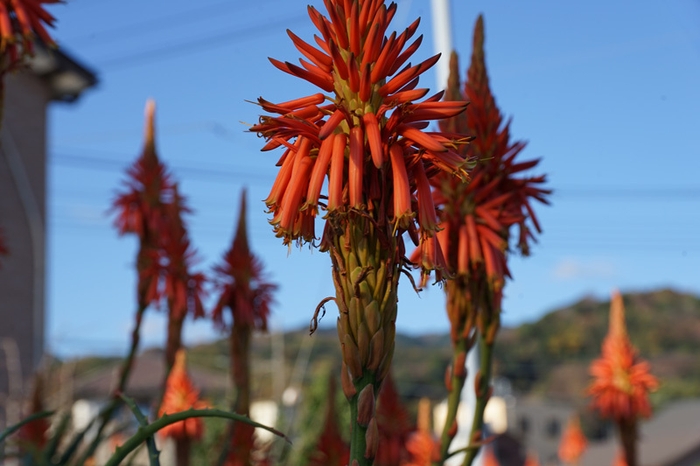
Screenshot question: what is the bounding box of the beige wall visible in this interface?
[0,69,51,403]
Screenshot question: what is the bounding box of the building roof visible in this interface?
[581,399,700,466]
[26,41,98,102]
[73,350,230,402]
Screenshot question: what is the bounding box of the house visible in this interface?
[581,399,700,466]
[0,43,96,419]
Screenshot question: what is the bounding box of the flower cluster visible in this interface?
[420,15,550,297]
[158,350,209,441]
[251,0,470,266]
[212,189,276,331]
[588,291,658,421]
[558,415,587,464]
[0,0,57,69]
[112,100,205,319]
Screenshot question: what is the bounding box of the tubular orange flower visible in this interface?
[558,415,588,464]
[252,0,470,250]
[17,377,49,453]
[158,350,209,441]
[588,291,658,422]
[253,2,471,464]
[0,0,57,70]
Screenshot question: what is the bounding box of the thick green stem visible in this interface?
[461,336,494,466]
[328,216,400,466]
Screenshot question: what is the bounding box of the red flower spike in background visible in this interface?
[375,373,413,466]
[0,0,57,71]
[410,15,550,466]
[253,2,471,463]
[309,376,350,466]
[17,376,49,454]
[588,290,658,466]
[588,291,658,422]
[483,446,500,466]
[558,414,587,465]
[401,398,439,466]
[212,189,276,466]
[158,349,209,441]
[524,452,541,466]
[212,188,276,332]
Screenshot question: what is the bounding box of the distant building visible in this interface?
[0,43,96,420]
[581,399,700,466]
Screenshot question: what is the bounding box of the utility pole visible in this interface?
[430,1,484,465]
[430,0,454,91]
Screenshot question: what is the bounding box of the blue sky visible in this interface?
[46,0,700,357]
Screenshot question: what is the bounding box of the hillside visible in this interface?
[70,288,700,407]
[494,288,700,403]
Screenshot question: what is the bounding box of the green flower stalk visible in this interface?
[251,1,471,463]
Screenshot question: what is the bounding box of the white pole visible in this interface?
[430,0,454,91]
[430,2,484,465]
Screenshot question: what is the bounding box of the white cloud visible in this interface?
[552,257,617,281]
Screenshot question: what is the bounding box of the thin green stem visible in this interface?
[119,394,161,466]
[460,336,494,466]
[348,375,375,466]
[438,337,469,463]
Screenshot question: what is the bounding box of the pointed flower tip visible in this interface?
[144,99,156,150]
[609,289,627,337]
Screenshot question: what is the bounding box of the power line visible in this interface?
[63,0,283,47]
[49,152,700,200]
[96,13,309,71]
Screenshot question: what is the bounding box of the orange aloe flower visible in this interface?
[483,446,500,466]
[416,14,550,298]
[158,349,209,441]
[401,398,439,466]
[252,0,470,258]
[523,452,541,466]
[588,291,658,422]
[612,451,628,466]
[409,16,550,465]
[0,0,57,69]
[253,2,470,463]
[558,415,587,464]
